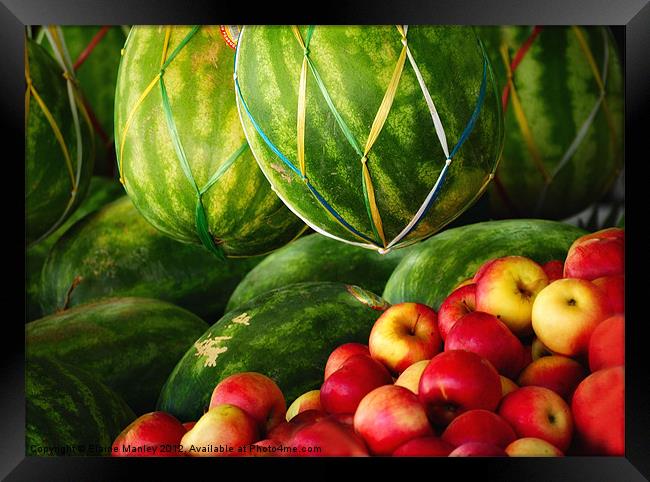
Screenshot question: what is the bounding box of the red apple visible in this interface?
[592,275,624,315]
[320,354,392,414]
[286,389,322,421]
[392,436,454,456]
[112,411,187,457]
[564,228,624,281]
[445,311,526,379]
[532,278,610,356]
[505,437,564,456]
[324,343,370,380]
[182,421,196,432]
[394,359,430,394]
[209,372,286,435]
[449,442,507,457]
[475,256,549,336]
[354,385,433,455]
[267,409,327,444]
[500,376,519,398]
[369,302,442,374]
[517,355,586,401]
[441,409,516,449]
[181,404,259,457]
[438,284,476,341]
[246,439,286,457]
[290,418,369,457]
[588,314,624,371]
[542,260,564,282]
[571,366,624,455]
[498,386,573,452]
[418,350,502,426]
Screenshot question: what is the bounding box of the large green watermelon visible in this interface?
[42,26,128,174]
[235,25,503,253]
[26,38,94,245]
[114,25,305,258]
[383,219,587,310]
[478,26,623,219]
[158,282,389,422]
[26,356,135,456]
[39,196,262,320]
[227,233,414,311]
[27,297,208,415]
[26,176,123,321]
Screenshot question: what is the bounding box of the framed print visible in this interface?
[3,0,648,479]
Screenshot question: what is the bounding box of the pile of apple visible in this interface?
[111,227,624,457]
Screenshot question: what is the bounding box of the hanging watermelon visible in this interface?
[114,26,305,259]
[25,31,95,246]
[235,25,503,253]
[479,26,624,219]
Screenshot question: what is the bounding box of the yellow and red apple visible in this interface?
[563,228,624,281]
[369,302,442,374]
[394,359,430,394]
[286,389,322,421]
[475,256,549,336]
[112,411,187,457]
[517,355,586,401]
[505,437,563,457]
[532,278,610,357]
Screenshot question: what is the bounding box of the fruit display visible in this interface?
[479,26,623,220]
[24,25,625,460]
[39,196,262,319]
[236,25,502,252]
[114,26,305,257]
[26,37,94,245]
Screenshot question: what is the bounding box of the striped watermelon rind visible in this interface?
[157,281,389,422]
[38,196,262,320]
[235,25,503,252]
[26,38,94,245]
[114,25,305,257]
[226,233,414,311]
[383,219,587,310]
[27,297,209,415]
[26,356,135,456]
[479,26,624,219]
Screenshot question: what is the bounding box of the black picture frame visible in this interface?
[5,0,648,479]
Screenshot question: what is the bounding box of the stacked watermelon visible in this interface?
[24,25,624,458]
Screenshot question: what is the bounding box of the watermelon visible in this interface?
[26,38,94,245]
[235,25,502,253]
[157,282,389,422]
[114,25,305,258]
[26,356,135,456]
[478,26,623,219]
[38,196,263,320]
[26,176,123,321]
[41,26,127,174]
[27,297,209,415]
[383,219,587,310]
[227,233,414,311]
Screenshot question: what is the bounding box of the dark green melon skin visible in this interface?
[236,26,503,249]
[383,219,587,310]
[26,356,135,456]
[39,196,263,320]
[27,297,209,415]
[227,233,415,311]
[157,282,389,422]
[47,26,127,173]
[26,39,94,245]
[114,26,305,256]
[26,176,123,321]
[477,26,624,219]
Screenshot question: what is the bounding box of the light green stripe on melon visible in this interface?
[383,219,587,310]
[27,297,209,415]
[157,281,389,422]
